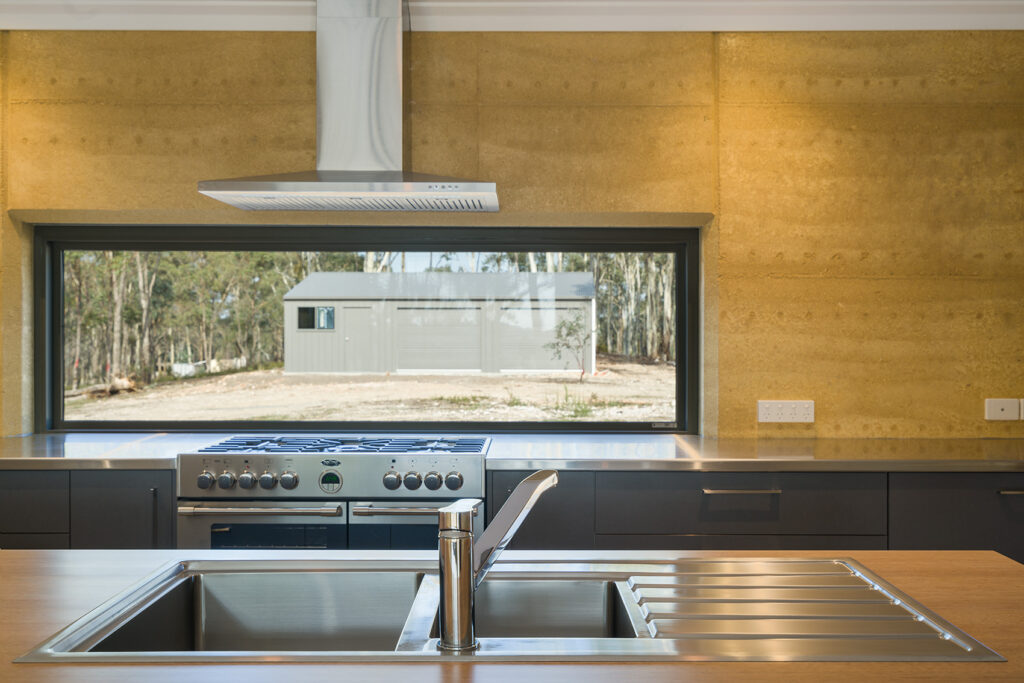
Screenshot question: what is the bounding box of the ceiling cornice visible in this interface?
[1,0,1022,32]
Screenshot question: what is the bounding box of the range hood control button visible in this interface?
[280,471,299,490]
[403,472,423,490]
[445,472,464,491]
[238,472,258,490]
[196,471,215,490]
[423,472,443,491]
[259,472,277,490]
[383,471,402,490]
[217,471,237,490]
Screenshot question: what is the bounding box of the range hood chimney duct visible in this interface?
[198,0,499,212]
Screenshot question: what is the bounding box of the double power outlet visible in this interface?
[985,398,1024,421]
[757,400,814,423]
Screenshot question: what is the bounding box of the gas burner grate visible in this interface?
[198,436,489,455]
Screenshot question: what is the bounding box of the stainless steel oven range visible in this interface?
[177,436,487,550]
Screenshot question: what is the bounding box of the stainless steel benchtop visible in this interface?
[1,432,1022,471]
[485,434,1024,472]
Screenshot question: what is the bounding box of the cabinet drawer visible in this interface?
[889,473,1024,563]
[596,472,886,536]
[595,534,887,551]
[0,471,69,533]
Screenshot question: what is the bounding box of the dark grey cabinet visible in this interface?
[487,470,595,549]
[889,473,1024,563]
[486,470,887,551]
[70,471,175,548]
[0,471,70,548]
[594,472,887,550]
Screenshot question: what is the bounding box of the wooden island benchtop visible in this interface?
[2,549,1022,682]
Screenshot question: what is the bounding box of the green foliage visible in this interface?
[431,395,488,407]
[544,310,591,383]
[504,388,526,407]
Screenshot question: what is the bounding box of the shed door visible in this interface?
[342,307,374,372]
[394,305,482,371]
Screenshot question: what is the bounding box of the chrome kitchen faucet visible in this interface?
[437,470,558,650]
[353,469,559,650]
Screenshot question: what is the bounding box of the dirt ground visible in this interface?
[64,357,676,423]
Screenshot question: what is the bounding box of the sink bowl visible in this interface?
[92,570,423,652]
[473,579,640,639]
[17,557,1005,663]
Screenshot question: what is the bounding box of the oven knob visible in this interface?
[445,472,464,491]
[238,472,258,490]
[403,472,423,490]
[196,471,215,490]
[383,471,402,491]
[259,472,278,490]
[217,471,237,489]
[280,471,299,490]
[423,472,443,491]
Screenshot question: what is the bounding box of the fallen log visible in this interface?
[63,376,137,399]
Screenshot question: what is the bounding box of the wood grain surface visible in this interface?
[1,549,1022,682]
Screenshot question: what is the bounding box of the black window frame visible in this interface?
[34,224,700,433]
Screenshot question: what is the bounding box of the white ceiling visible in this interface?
[1,0,1023,31]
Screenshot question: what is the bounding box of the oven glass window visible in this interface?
[46,228,698,431]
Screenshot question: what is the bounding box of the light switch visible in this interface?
[985,398,1020,421]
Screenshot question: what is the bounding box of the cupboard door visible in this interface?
[0,471,69,533]
[70,471,175,549]
[889,473,1024,563]
[488,470,595,549]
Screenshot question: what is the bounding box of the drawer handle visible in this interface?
[178,505,343,517]
[998,490,1024,496]
[702,489,782,495]
[351,506,479,517]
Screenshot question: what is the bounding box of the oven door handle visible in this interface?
[350,505,479,517]
[178,505,343,517]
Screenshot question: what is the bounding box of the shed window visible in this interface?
[37,225,699,432]
[316,307,334,330]
[298,307,334,330]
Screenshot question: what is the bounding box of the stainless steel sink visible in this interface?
[17,557,1005,663]
[93,570,423,652]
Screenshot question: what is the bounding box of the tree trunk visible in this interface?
[107,252,129,380]
[527,252,538,273]
[135,252,159,383]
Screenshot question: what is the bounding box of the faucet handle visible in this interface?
[473,470,558,587]
[437,498,482,532]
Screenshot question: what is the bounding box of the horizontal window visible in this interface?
[298,306,334,330]
[36,226,699,432]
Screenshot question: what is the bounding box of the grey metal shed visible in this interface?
[283,272,596,374]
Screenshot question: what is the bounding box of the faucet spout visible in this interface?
[472,469,558,587]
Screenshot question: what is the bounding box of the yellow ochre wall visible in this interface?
[0,30,1022,438]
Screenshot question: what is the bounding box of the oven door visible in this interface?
[347,500,485,550]
[177,500,346,550]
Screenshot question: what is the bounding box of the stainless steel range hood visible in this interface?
[198,0,498,212]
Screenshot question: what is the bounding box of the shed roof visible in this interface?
[284,272,595,301]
